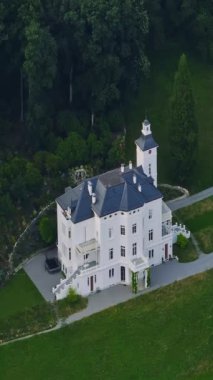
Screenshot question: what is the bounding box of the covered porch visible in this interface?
[75,238,100,266]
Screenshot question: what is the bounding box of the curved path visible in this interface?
[167,186,213,211]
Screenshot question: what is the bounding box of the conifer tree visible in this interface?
[169,54,198,184]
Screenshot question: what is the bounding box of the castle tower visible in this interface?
[135,119,158,186]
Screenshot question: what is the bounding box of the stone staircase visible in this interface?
[52,260,98,300]
[52,268,80,300]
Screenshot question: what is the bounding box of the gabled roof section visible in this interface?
[93,181,124,217]
[56,165,162,223]
[135,133,158,151]
[120,182,144,211]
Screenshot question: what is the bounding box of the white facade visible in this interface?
[53,120,173,300]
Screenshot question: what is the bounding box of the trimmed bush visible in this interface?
[177,233,189,249]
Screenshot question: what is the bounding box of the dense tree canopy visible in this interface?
[0,0,212,278]
[0,0,211,149]
[169,54,198,184]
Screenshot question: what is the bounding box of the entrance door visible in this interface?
[165,244,168,260]
[121,266,125,281]
[90,276,94,292]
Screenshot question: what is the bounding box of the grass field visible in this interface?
[0,270,44,320]
[1,270,213,380]
[176,197,213,253]
[124,47,213,192]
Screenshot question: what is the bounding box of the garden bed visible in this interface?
[173,238,198,262]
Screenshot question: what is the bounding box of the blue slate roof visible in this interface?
[56,166,162,223]
[135,133,158,151]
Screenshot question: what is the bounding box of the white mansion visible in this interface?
[53,120,173,300]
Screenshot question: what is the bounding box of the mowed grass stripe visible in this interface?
[1,270,213,380]
[182,211,213,232]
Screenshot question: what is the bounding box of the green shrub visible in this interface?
[146,268,151,287]
[132,272,138,294]
[67,288,79,303]
[56,289,88,319]
[177,233,189,249]
[39,216,57,244]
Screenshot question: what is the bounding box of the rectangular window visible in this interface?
[149,249,154,258]
[109,248,113,260]
[148,209,152,219]
[149,229,153,241]
[109,228,113,238]
[120,225,125,235]
[132,223,137,233]
[84,253,89,260]
[95,275,97,283]
[87,278,89,286]
[132,242,137,256]
[121,246,126,257]
[69,248,71,260]
[148,164,151,175]
[112,268,114,277]
[68,229,71,238]
[109,269,111,278]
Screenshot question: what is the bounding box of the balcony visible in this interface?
[75,238,100,255]
[129,257,148,273]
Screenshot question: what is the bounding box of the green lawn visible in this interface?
[175,197,213,253]
[124,47,213,192]
[1,270,213,380]
[0,270,44,320]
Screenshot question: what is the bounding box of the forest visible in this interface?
[0,0,212,280]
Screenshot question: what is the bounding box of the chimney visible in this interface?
[92,193,96,204]
[88,180,92,196]
[129,161,132,170]
[67,206,71,218]
[138,184,142,192]
[133,174,137,184]
[121,163,125,173]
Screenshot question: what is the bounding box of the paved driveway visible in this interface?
[167,186,213,211]
[23,248,63,302]
[151,253,213,287]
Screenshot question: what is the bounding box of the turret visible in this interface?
[135,119,158,186]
